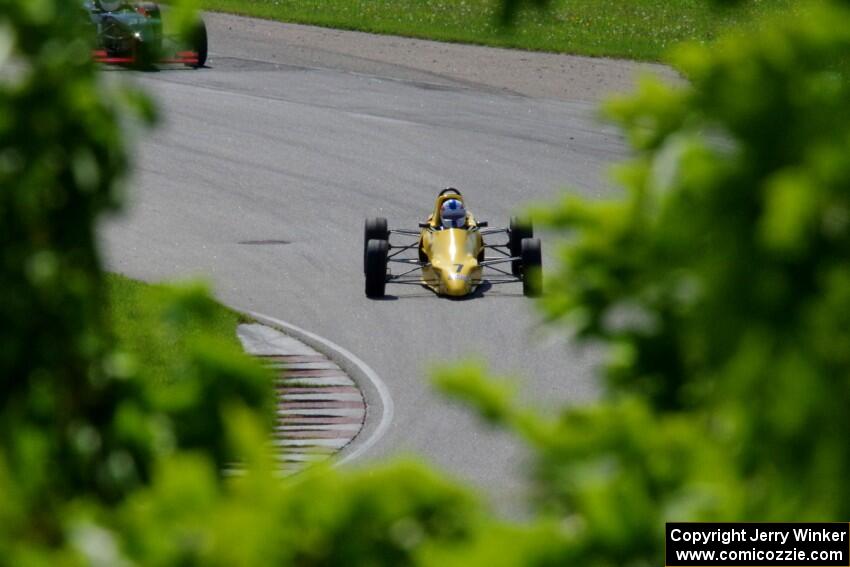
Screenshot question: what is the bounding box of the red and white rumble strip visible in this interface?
[237,324,366,474]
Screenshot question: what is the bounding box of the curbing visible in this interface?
[243,310,394,467]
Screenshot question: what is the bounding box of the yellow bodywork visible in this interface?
[419,193,483,297]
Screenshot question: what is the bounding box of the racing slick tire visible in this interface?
[510,216,533,276]
[520,237,542,297]
[364,217,388,272]
[365,239,389,298]
[187,18,208,68]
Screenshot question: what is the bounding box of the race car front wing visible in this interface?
[92,49,201,65]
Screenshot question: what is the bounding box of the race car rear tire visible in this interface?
[187,18,208,68]
[364,217,388,272]
[521,237,542,297]
[365,239,389,298]
[510,216,533,276]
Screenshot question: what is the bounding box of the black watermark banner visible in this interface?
[666,523,850,566]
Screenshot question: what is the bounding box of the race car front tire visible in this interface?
[187,18,208,68]
[364,217,388,272]
[365,239,389,298]
[521,237,542,297]
[510,216,533,276]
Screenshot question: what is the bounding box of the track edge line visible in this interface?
[241,310,394,467]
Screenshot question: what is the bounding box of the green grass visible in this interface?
[106,273,249,383]
[199,0,796,61]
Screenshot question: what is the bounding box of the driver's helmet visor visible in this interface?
[441,199,466,228]
[98,0,124,11]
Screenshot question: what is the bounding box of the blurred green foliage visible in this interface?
[0,0,267,562]
[437,1,850,564]
[4,0,850,564]
[0,0,153,544]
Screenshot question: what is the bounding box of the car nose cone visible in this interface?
[443,277,469,296]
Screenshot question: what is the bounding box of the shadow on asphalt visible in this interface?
[367,281,524,301]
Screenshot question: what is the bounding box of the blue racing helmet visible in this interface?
[440,198,466,228]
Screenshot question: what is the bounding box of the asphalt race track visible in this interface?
[101,13,645,513]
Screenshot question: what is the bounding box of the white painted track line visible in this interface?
[245,313,394,467]
[238,321,373,472]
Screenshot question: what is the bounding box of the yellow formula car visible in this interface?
[363,188,542,298]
